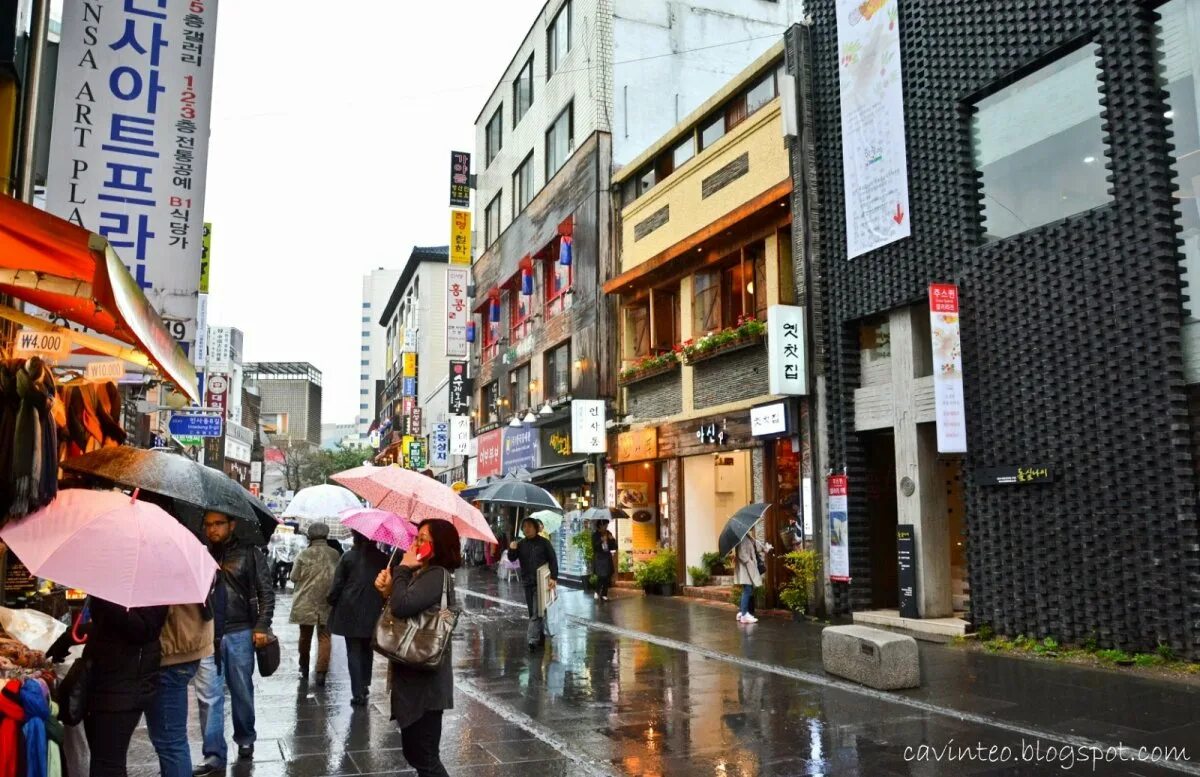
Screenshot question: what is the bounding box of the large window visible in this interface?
[481,312,500,363]
[514,55,534,126]
[548,1,571,76]
[652,287,681,351]
[624,304,651,359]
[692,242,768,334]
[510,288,534,343]
[546,102,574,180]
[513,152,534,217]
[509,362,531,414]
[545,243,573,318]
[545,341,571,401]
[484,192,502,248]
[483,381,500,424]
[485,106,503,166]
[972,43,1111,240]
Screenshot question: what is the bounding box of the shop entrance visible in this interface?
[863,430,898,609]
[612,461,665,568]
[943,457,969,613]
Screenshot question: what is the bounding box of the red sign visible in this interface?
[929,283,959,314]
[476,428,503,478]
[249,483,260,497]
[206,373,229,415]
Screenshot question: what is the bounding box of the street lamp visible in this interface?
[522,410,538,424]
[539,401,555,415]
[508,415,522,428]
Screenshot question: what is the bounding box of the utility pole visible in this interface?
[16,0,50,204]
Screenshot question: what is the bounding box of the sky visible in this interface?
[203,1,544,424]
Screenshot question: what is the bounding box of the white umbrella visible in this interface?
[281,484,361,540]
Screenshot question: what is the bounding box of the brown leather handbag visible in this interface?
[372,567,458,671]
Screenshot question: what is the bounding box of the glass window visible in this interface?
[624,304,651,359]
[545,341,571,400]
[510,288,533,342]
[700,113,725,151]
[509,363,531,413]
[972,43,1111,240]
[745,72,777,115]
[637,167,656,197]
[672,135,695,170]
[484,381,500,424]
[692,270,720,335]
[545,243,574,318]
[546,102,574,180]
[548,1,571,76]
[514,55,534,126]
[485,106,503,166]
[651,287,680,351]
[484,192,502,248]
[513,152,534,217]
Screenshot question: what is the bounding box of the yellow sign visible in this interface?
[402,352,417,377]
[200,223,212,293]
[449,210,472,265]
[616,427,658,463]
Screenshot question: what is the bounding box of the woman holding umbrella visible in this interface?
[591,520,616,602]
[734,533,771,625]
[328,530,390,707]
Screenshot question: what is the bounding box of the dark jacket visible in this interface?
[82,597,168,713]
[507,535,558,585]
[387,565,454,729]
[327,544,389,638]
[591,530,616,578]
[213,537,275,634]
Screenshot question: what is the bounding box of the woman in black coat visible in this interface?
[372,520,461,777]
[328,530,389,707]
[81,596,169,777]
[591,519,617,601]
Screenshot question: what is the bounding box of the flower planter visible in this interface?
[618,360,680,387]
[681,334,764,366]
[643,583,677,596]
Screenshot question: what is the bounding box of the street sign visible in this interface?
[174,435,204,447]
[14,329,71,359]
[169,414,223,438]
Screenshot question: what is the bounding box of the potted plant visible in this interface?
[677,317,767,366]
[778,550,821,619]
[634,549,678,595]
[701,551,727,577]
[618,352,680,386]
[571,530,595,591]
[617,551,635,581]
[687,565,711,586]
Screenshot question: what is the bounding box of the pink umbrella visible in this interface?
[338,507,418,550]
[0,489,219,608]
[332,465,497,544]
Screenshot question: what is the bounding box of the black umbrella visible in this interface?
[60,447,277,544]
[475,480,561,511]
[718,503,772,558]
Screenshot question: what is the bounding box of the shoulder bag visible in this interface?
[373,567,459,671]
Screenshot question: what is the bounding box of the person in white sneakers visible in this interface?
[734,533,770,624]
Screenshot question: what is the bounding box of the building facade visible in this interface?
[356,267,402,443]
[244,362,323,448]
[799,1,1200,657]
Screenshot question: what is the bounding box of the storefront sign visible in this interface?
[431,422,450,466]
[695,421,728,446]
[897,523,918,618]
[767,305,808,395]
[929,283,967,453]
[409,406,423,436]
[502,426,539,474]
[446,267,470,357]
[837,0,910,260]
[449,151,471,208]
[975,466,1052,486]
[828,475,851,582]
[225,435,251,464]
[476,428,503,477]
[449,210,472,265]
[448,361,471,414]
[408,439,427,470]
[539,423,581,466]
[47,0,220,353]
[402,377,417,397]
[402,352,417,378]
[206,373,229,415]
[174,435,203,448]
[571,400,607,453]
[616,427,657,462]
[605,467,617,509]
[251,461,262,484]
[750,402,790,437]
[85,360,126,382]
[450,415,471,455]
[14,328,71,359]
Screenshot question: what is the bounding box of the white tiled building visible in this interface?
[357,268,402,442]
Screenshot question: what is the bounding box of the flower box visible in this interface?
[676,319,768,366]
[681,333,764,366]
[618,359,680,386]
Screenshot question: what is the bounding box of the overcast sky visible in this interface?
[204,1,543,424]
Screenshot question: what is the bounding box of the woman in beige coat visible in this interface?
[290,523,341,685]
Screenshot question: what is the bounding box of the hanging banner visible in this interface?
[929,283,967,453]
[200,223,212,293]
[449,415,471,455]
[446,267,470,358]
[448,361,471,414]
[449,210,472,265]
[408,439,427,471]
[571,399,607,453]
[449,151,471,208]
[431,422,450,466]
[836,0,910,259]
[47,0,221,355]
[828,474,850,582]
[767,305,808,395]
[402,352,417,378]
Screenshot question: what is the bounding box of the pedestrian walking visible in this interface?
[508,517,558,649]
[327,530,389,707]
[145,603,214,777]
[80,596,169,777]
[192,510,275,776]
[734,533,770,624]
[268,531,300,591]
[372,520,461,777]
[591,520,616,602]
[290,522,340,687]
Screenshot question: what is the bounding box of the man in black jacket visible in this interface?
[507,517,557,650]
[193,510,275,775]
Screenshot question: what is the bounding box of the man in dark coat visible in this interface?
[507,517,558,650]
[327,531,389,706]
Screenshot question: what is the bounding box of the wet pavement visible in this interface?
[121,568,1199,776]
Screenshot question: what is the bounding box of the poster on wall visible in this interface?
[828,474,851,582]
[929,283,967,453]
[836,0,911,259]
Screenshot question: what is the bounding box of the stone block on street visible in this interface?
[821,625,920,690]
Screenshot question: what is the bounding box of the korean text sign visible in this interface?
[446,267,470,358]
[502,426,539,474]
[449,416,471,455]
[48,0,220,356]
[929,283,967,453]
[767,305,807,395]
[449,210,472,265]
[571,400,607,453]
[449,151,471,208]
[828,475,850,582]
[448,361,471,414]
[431,422,450,467]
[476,428,503,478]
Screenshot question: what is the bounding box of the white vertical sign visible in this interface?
[929,284,967,453]
[446,268,470,357]
[47,0,220,359]
[449,415,471,455]
[571,400,607,453]
[836,0,910,259]
[767,305,807,395]
[430,422,450,467]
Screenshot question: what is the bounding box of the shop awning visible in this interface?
[0,195,199,403]
[529,460,589,486]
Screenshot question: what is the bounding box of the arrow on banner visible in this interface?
[893,203,906,224]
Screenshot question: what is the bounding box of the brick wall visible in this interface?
[692,346,769,409]
[626,371,683,420]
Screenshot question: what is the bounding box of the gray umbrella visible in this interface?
[475,480,561,511]
[578,507,628,523]
[718,503,771,558]
[61,446,277,544]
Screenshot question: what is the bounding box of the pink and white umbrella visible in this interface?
[332,465,496,544]
[0,489,219,608]
[338,507,418,550]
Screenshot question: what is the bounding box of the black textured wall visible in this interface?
[801,2,1200,657]
[626,371,684,420]
[693,347,769,409]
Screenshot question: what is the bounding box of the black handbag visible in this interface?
[255,633,280,677]
[56,656,91,726]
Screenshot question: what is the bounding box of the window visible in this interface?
[651,287,681,351]
[514,55,534,125]
[481,312,500,362]
[545,102,574,180]
[361,345,369,351]
[359,403,369,410]
[510,288,534,342]
[547,1,571,76]
[545,241,574,318]
[509,362,531,414]
[544,341,571,401]
[672,135,695,170]
[699,113,725,150]
[637,166,656,197]
[624,304,651,359]
[360,360,369,366]
[745,72,778,116]
[361,316,370,323]
[360,373,369,380]
[485,106,503,166]
[513,152,534,217]
[972,43,1110,240]
[693,241,767,334]
[362,302,370,309]
[484,192,502,248]
[483,381,500,424]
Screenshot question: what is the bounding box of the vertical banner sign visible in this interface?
[408,440,427,471]
[449,210,472,265]
[449,416,471,455]
[571,400,607,453]
[828,475,851,582]
[47,0,220,357]
[431,422,450,466]
[445,267,470,357]
[929,283,967,453]
[410,407,423,436]
[767,305,808,395]
[402,352,417,378]
[605,467,617,509]
[448,361,470,414]
[200,223,212,293]
[896,524,918,618]
[449,151,471,208]
[836,0,910,259]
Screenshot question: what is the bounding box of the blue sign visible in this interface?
[402,377,417,397]
[431,422,450,467]
[502,426,539,475]
[169,413,223,438]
